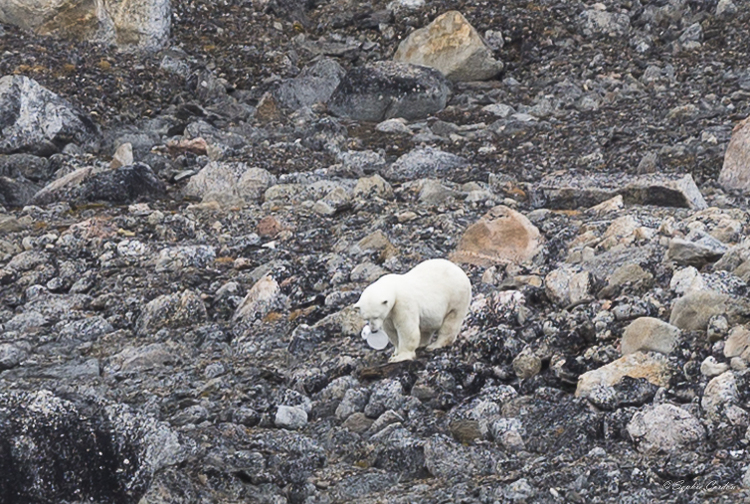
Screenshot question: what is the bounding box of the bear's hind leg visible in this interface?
[426,309,465,350]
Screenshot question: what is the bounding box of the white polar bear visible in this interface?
[353,258,472,362]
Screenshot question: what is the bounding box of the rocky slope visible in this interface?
[1,0,750,503]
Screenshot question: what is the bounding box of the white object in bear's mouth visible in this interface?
[361,324,389,350]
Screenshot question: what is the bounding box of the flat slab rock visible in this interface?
[531,172,707,210]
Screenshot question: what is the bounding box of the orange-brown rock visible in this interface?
[450,205,541,267]
[718,115,750,194]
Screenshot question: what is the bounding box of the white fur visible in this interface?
[353,258,472,362]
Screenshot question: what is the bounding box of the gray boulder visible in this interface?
[0,75,100,155]
[383,146,468,182]
[31,163,165,206]
[627,403,705,453]
[0,389,188,503]
[0,176,38,207]
[136,290,208,336]
[276,58,346,110]
[532,172,707,210]
[327,61,451,122]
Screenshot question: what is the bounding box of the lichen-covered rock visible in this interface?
[423,434,498,478]
[136,290,207,336]
[32,163,165,206]
[0,75,100,155]
[275,58,345,110]
[327,61,451,122]
[627,403,705,453]
[155,245,216,272]
[0,390,188,504]
[702,371,740,421]
[580,8,631,37]
[383,146,468,182]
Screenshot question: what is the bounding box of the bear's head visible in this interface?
[353,280,396,332]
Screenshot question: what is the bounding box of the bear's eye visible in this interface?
[381,300,388,305]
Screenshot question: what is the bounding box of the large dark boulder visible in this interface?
[327,61,451,122]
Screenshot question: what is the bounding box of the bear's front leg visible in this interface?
[389,312,420,362]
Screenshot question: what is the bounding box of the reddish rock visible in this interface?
[718,116,750,193]
[257,216,283,238]
[450,205,541,267]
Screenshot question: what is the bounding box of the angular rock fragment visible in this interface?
[275,58,345,110]
[576,352,674,399]
[31,163,165,206]
[0,343,27,370]
[0,175,38,207]
[275,405,309,430]
[184,161,276,203]
[670,266,705,295]
[544,266,592,307]
[327,61,451,122]
[383,146,468,182]
[724,326,750,360]
[532,172,707,210]
[451,205,541,267]
[107,343,176,374]
[669,291,750,331]
[627,403,705,453]
[155,245,216,272]
[718,116,750,194]
[621,317,680,356]
[232,275,284,335]
[702,371,740,421]
[353,174,393,199]
[667,231,728,267]
[393,11,503,82]
[0,75,100,155]
[370,423,425,478]
[136,290,207,336]
[0,153,52,181]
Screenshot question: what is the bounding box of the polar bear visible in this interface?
[353,258,472,362]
